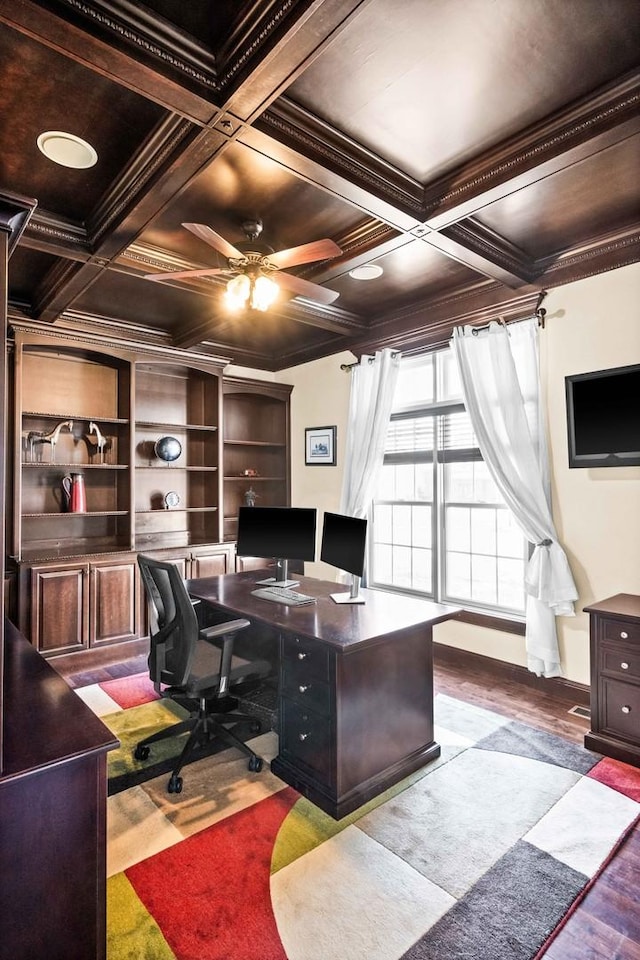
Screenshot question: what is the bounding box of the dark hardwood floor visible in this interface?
[56,646,640,960]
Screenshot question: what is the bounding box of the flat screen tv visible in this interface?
[565,363,640,468]
[236,506,317,586]
[320,511,368,604]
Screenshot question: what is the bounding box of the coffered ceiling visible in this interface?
[2,0,639,370]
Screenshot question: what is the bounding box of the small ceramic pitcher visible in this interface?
[61,473,87,513]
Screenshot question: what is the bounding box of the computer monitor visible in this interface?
[236,506,317,587]
[320,511,368,604]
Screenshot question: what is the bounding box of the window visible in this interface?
[369,350,527,617]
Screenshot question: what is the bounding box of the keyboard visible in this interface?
[251,586,316,606]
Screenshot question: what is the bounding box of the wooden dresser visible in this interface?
[584,594,640,767]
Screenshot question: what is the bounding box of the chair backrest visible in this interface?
[137,554,199,687]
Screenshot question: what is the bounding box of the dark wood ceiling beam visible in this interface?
[240,124,421,232]
[22,209,91,261]
[531,224,640,288]
[254,98,424,225]
[422,220,535,289]
[1,0,220,124]
[422,72,640,230]
[34,259,107,322]
[218,0,374,119]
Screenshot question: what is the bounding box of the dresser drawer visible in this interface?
[280,698,333,782]
[281,634,329,681]
[282,657,331,714]
[602,677,640,743]
[600,640,640,681]
[601,617,640,645]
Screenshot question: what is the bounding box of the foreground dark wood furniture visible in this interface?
[0,619,118,959]
[584,593,640,767]
[187,571,459,818]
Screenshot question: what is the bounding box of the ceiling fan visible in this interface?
[144,218,342,311]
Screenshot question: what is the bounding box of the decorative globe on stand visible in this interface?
[154,436,182,463]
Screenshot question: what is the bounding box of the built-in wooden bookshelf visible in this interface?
[9,326,292,658]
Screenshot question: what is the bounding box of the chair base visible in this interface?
[134,698,264,793]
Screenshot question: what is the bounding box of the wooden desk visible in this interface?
[187,572,459,819]
[1,619,118,959]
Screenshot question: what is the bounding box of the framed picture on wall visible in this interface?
[305,425,336,466]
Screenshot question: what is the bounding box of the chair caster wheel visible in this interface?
[134,745,150,761]
[248,756,263,773]
[168,775,183,794]
[250,720,262,734]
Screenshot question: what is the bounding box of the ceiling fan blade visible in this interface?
[267,239,342,269]
[182,222,245,261]
[276,271,340,305]
[144,267,228,282]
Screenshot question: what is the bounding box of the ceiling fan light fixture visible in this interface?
[349,263,383,281]
[36,130,98,169]
[253,275,279,311]
[224,272,278,312]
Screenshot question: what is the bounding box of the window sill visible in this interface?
[453,609,525,636]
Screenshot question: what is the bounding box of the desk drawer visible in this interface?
[282,657,331,714]
[280,698,333,782]
[602,677,640,744]
[282,634,329,681]
[600,640,640,681]
[602,617,640,646]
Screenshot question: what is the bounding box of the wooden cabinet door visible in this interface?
[30,563,88,655]
[89,558,140,647]
[191,546,232,578]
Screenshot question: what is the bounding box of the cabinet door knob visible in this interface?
[298,684,309,694]
[621,705,631,714]
[297,652,307,660]
[620,662,629,670]
[299,732,309,741]
[620,631,628,639]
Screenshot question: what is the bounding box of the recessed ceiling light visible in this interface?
[349,263,384,281]
[37,131,98,169]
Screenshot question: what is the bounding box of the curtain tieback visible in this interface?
[537,538,552,547]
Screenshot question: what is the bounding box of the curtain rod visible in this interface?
[470,290,548,336]
[340,291,548,369]
[340,350,401,371]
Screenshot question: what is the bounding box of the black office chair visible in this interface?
[135,554,270,794]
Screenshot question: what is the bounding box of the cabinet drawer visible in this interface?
[600,640,640,681]
[282,634,329,681]
[602,617,640,645]
[282,658,331,715]
[280,699,333,782]
[602,677,640,744]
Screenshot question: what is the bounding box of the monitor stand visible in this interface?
[330,574,365,604]
[256,558,299,589]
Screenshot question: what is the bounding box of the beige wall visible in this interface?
[271,263,640,684]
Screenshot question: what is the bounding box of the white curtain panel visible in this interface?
[450,318,578,678]
[340,348,401,520]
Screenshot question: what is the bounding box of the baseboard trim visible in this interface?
[433,641,590,705]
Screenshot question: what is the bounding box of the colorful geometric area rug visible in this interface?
[75,676,640,960]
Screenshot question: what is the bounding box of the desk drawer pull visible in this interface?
[299,732,309,741]
[621,662,629,670]
[298,684,309,694]
[620,631,628,639]
[297,652,307,661]
[622,705,632,714]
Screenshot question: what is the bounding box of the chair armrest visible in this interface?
[200,619,250,694]
[200,618,250,640]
